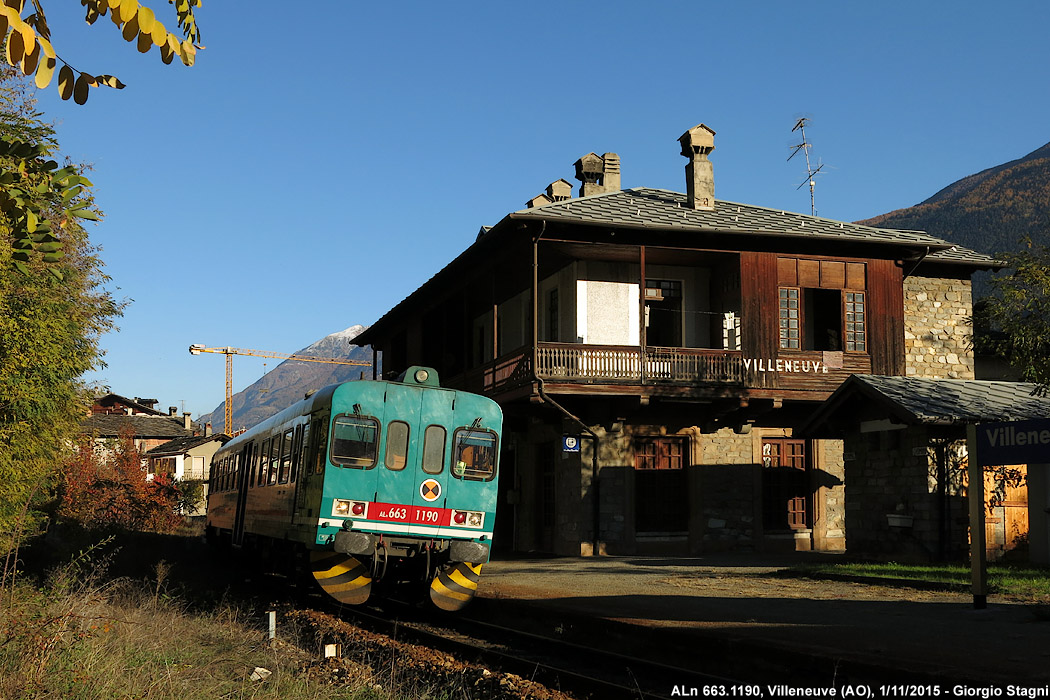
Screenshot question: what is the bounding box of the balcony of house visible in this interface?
[454,343,745,400]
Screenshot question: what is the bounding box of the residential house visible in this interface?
[146,433,230,515]
[354,124,999,557]
[81,393,198,455]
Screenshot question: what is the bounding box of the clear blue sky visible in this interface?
[34,1,1050,418]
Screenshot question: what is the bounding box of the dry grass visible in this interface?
[0,547,401,700]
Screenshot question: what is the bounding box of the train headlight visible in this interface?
[351,502,366,516]
[333,500,351,516]
[453,510,484,528]
[333,500,368,518]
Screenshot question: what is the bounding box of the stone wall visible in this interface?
[696,428,757,551]
[903,276,975,379]
[844,427,969,562]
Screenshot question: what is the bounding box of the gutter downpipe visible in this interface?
[531,220,602,556]
[902,246,931,279]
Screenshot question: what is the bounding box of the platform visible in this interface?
[472,553,1049,688]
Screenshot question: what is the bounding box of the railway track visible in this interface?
[299,591,739,700]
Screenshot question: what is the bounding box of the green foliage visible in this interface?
[979,237,1050,388]
[0,69,121,554]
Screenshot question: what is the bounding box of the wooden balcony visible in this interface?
[454,343,744,397]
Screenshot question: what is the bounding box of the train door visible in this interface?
[376,382,423,516]
[408,388,455,536]
[232,442,253,546]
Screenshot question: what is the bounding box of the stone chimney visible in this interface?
[183,411,192,431]
[574,152,621,197]
[205,422,212,437]
[678,124,715,211]
[168,406,177,416]
[526,179,575,208]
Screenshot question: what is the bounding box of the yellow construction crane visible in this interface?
[188,344,371,435]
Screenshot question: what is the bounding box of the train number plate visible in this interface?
[372,502,449,525]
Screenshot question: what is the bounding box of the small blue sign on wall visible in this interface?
[562,436,580,453]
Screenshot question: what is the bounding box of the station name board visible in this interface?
[743,358,830,374]
[975,418,1050,466]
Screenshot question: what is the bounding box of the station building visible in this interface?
[354,124,1000,557]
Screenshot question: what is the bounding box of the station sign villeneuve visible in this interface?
[975,417,1050,466]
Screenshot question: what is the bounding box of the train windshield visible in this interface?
[330,415,379,468]
[451,428,497,481]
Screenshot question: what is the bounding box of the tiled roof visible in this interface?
[80,414,194,439]
[845,375,1050,425]
[512,188,952,248]
[922,243,1002,267]
[146,433,230,456]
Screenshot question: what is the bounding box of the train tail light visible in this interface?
[453,510,485,528]
[333,500,368,518]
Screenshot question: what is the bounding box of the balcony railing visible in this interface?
[536,343,743,384]
[454,344,744,396]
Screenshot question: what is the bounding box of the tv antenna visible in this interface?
[788,117,825,216]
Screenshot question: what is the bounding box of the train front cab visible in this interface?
[310,367,501,611]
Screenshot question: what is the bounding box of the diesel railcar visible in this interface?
[205,367,502,610]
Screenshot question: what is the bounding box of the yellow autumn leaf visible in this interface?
[0,11,9,44]
[73,73,90,105]
[136,5,154,33]
[180,39,196,67]
[136,30,151,53]
[151,18,166,46]
[118,0,137,24]
[107,0,121,10]
[57,64,74,100]
[34,54,55,89]
[17,19,32,48]
[37,35,55,60]
[20,35,39,75]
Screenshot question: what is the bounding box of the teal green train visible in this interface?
[205,367,502,611]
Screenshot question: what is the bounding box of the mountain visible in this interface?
[198,325,374,434]
[857,141,1050,266]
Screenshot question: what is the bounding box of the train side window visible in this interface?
[384,421,409,471]
[315,419,329,474]
[298,423,311,480]
[279,429,294,483]
[451,428,498,482]
[422,425,446,475]
[269,437,280,485]
[330,415,379,469]
[291,424,304,482]
[252,441,263,487]
[259,438,270,485]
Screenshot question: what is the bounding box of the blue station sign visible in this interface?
[975,417,1050,466]
[562,436,580,453]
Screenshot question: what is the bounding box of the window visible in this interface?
[268,436,280,484]
[845,292,866,352]
[644,279,683,348]
[633,437,687,531]
[384,421,409,471]
[314,418,329,474]
[451,428,497,481]
[296,423,310,482]
[779,287,866,352]
[259,440,269,485]
[278,429,294,483]
[779,288,800,349]
[634,437,685,470]
[422,425,446,474]
[762,439,809,530]
[330,415,379,468]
